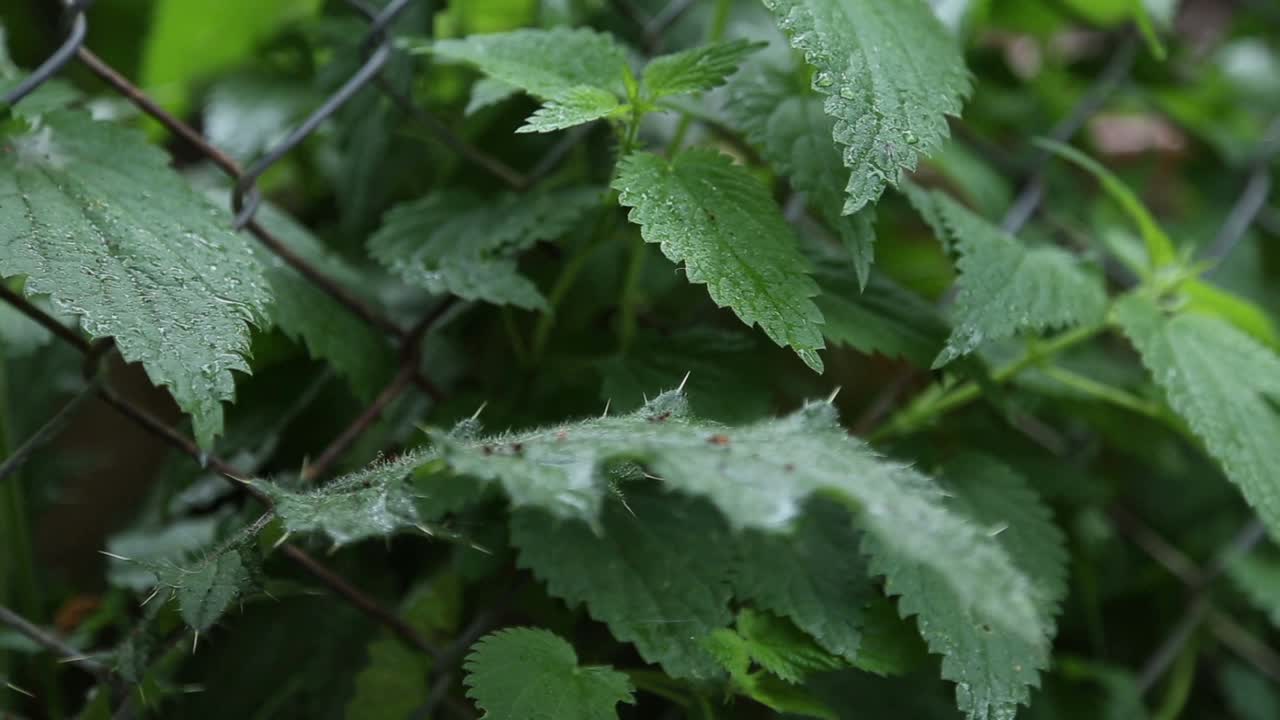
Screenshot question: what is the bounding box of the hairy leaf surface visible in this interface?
[615,150,826,372]
[431,391,1042,642]
[464,627,635,719]
[765,0,971,212]
[867,455,1068,720]
[261,453,427,546]
[0,111,271,447]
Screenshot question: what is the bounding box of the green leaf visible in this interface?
[343,638,428,720]
[463,627,635,720]
[466,77,520,116]
[517,86,622,133]
[260,453,428,546]
[1035,139,1179,271]
[1116,294,1280,540]
[369,187,599,310]
[148,547,256,632]
[811,259,948,366]
[866,454,1068,720]
[730,500,875,663]
[432,391,1043,643]
[765,0,971,213]
[345,573,462,720]
[253,203,393,400]
[421,27,629,100]
[909,186,1107,367]
[177,551,250,633]
[731,74,877,286]
[712,609,846,684]
[1181,279,1280,350]
[511,488,736,680]
[704,622,839,718]
[0,110,271,447]
[107,515,224,592]
[615,150,826,372]
[642,39,763,100]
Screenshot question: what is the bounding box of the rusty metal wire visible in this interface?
[0,0,1277,711]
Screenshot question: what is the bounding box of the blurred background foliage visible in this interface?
[2,0,1280,718]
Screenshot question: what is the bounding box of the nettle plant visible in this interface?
[3,0,1280,718]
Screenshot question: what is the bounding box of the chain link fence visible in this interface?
[0,0,1276,709]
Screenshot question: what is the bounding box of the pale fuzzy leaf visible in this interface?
[642,39,763,99]
[463,627,635,719]
[261,452,427,546]
[0,111,271,447]
[765,0,971,213]
[431,391,1043,643]
[867,454,1068,720]
[1116,295,1280,540]
[615,150,826,372]
[175,551,250,632]
[369,187,599,310]
[147,547,256,632]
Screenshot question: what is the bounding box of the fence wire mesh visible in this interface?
[0,0,1276,710]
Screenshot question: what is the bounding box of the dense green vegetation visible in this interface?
[3,0,1280,718]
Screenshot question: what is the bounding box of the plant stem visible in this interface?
[617,234,648,352]
[531,205,619,359]
[1153,637,1197,720]
[872,323,1105,440]
[1041,366,1168,422]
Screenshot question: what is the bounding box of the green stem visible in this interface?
[664,0,733,155]
[531,205,619,359]
[500,308,528,365]
[872,323,1105,440]
[1153,637,1197,720]
[1041,366,1168,422]
[617,233,648,352]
